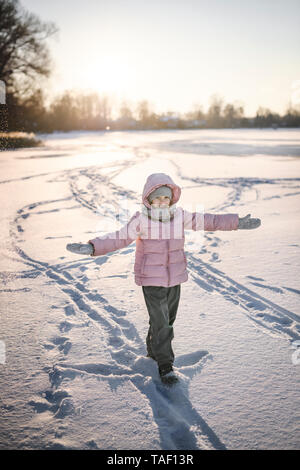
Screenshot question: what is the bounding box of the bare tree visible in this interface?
[223,102,244,127]
[184,103,205,121]
[0,0,58,98]
[136,100,151,122]
[135,100,158,128]
[207,93,224,127]
[97,94,112,123]
[119,100,133,119]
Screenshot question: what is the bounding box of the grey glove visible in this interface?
[238,213,261,229]
[66,243,94,255]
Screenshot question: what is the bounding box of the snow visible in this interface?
[0,128,300,450]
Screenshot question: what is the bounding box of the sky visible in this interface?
[21,0,300,117]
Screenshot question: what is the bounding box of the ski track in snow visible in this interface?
[2,138,300,450]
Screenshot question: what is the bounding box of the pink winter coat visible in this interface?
[88,173,239,288]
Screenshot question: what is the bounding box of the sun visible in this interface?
[82,56,133,95]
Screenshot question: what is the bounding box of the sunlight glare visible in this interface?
[82,56,132,95]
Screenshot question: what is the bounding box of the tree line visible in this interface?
[2,89,300,133]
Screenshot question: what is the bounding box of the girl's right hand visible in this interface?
[66,243,94,255]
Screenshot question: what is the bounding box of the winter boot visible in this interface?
[158,364,179,385]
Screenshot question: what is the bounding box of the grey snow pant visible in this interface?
[142,284,181,368]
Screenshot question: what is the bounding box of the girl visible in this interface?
[67,173,261,385]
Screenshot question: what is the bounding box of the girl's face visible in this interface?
[151,196,171,208]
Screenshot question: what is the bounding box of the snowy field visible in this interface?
[0,128,300,450]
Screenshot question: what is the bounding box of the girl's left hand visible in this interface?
[238,213,261,229]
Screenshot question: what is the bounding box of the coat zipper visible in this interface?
[167,240,169,287]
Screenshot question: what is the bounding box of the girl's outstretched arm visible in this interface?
[87,211,141,256]
[183,208,261,231]
[183,208,239,231]
[66,211,141,256]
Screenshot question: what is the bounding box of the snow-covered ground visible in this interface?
[0,128,299,450]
